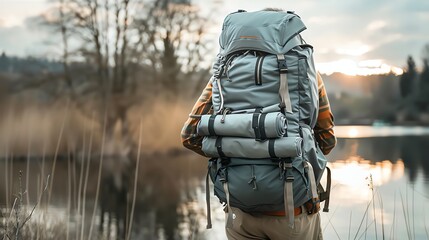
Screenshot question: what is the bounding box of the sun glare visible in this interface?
[317,59,403,76]
[347,127,359,138]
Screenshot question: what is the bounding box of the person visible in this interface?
[181,9,336,240]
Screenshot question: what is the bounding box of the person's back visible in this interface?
[181,8,336,240]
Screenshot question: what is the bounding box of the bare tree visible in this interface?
[133,0,211,97]
[34,0,213,148]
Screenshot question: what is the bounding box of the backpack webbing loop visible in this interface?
[276,54,292,113]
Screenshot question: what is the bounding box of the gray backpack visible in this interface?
[198,10,331,229]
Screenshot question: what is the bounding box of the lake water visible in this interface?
[1,126,429,239]
[309,126,429,240]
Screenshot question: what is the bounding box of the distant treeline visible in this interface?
[0,52,63,75]
[324,54,429,125]
[2,52,429,127]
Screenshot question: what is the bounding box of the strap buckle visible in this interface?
[284,163,294,182]
[277,59,288,74]
[285,175,294,182]
[219,167,228,183]
[279,159,294,182]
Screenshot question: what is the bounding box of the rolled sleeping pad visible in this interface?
[198,112,287,138]
[202,136,302,159]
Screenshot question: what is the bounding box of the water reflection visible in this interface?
[330,159,404,188]
[0,151,208,240]
[335,125,429,138]
[330,135,429,183]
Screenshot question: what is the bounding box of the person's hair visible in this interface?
[262,8,284,12]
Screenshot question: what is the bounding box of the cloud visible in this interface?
[307,16,338,25]
[1,0,429,70]
[367,20,387,31]
[292,0,429,68]
[212,0,429,70]
[336,42,372,57]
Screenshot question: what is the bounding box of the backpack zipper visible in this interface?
[254,55,265,85]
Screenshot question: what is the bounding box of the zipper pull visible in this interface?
[248,165,258,190]
[248,177,257,190]
[221,108,230,123]
[278,162,284,180]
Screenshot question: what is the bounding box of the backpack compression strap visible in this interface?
[277,54,292,113]
[282,160,295,228]
[304,161,319,200]
[283,161,319,228]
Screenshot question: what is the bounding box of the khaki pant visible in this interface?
[225,207,323,240]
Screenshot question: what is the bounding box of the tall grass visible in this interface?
[321,172,429,240]
[79,112,95,240]
[88,110,107,240]
[125,119,143,240]
[368,174,378,240]
[400,191,413,239]
[47,101,69,207]
[377,191,385,240]
[0,168,50,240]
[389,192,396,239]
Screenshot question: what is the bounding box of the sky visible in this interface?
[1,0,429,75]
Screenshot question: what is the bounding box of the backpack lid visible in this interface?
[219,10,307,55]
